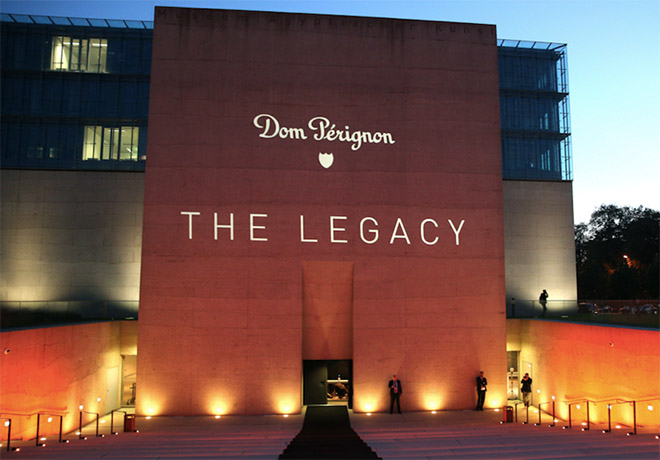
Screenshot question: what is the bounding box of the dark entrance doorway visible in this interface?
[303,360,352,408]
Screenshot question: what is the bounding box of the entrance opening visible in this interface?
[507,350,520,400]
[303,360,352,408]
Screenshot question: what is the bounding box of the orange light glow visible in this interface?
[47,417,53,423]
[145,416,152,420]
[78,404,84,410]
[423,396,442,411]
[279,403,294,415]
[4,421,10,427]
[489,398,504,408]
[431,410,437,414]
[209,400,228,416]
[142,403,160,417]
[576,405,581,410]
[648,405,654,411]
[366,413,372,416]
[214,415,221,419]
[283,414,289,418]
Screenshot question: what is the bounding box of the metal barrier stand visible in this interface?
[79,410,103,440]
[110,410,127,435]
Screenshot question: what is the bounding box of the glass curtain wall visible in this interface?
[0,14,152,170]
[498,40,572,181]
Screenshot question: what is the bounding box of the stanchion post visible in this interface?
[585,401,590,431]
[524,405,529,424]
[36,413,41,446]
[550,400,556,427]
[514,402,524,423]
[633,401,637,435]
[604,404,611,433]
[5,419,11,452]
[79,410,83,439]
[59,415,64,443]
[95,413,99,437]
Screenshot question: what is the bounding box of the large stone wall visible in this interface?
[138,8,506,416]
[0,169,144,304]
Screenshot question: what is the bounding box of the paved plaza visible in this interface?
[3,408,659,459]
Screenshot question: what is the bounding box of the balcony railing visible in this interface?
[0,300,138,330]
[507,299,659,329]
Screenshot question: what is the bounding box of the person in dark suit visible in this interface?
[539,289,549,317]
[475,371,487,410]
[388,374,402,414]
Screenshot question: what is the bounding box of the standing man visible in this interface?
[475,371,487,411]
[388,374,402,414]
[521,373,533,407]
[539,289,549,317]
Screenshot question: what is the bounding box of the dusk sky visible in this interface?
[2,0,658,224]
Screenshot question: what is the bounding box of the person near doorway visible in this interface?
[388,374,402,414]
[521,373,533,407]
[475,371,487,411]
[539,289,549,317]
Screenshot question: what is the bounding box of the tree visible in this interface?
[575,205,660,299]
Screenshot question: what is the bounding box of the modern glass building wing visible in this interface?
[0,14,152,171]
[498,39,572,181]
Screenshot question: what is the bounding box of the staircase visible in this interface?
[279,406,380,459]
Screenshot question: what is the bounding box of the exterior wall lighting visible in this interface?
[551,396,555,400]
[648,405,654,411]
[97,397,102,402]
[79,404,84,410]
[576,404,581,410]
[47,417,53,423]
[3,421,9,427]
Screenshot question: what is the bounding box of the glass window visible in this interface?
[50,36,108,73]
[83,125,139,161]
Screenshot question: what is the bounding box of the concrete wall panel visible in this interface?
[503,180,578,313]
[0,321,135,440]
[1,170,144,304]
[507,320,660,427]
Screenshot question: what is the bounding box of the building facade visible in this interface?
[1,8,576,415]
